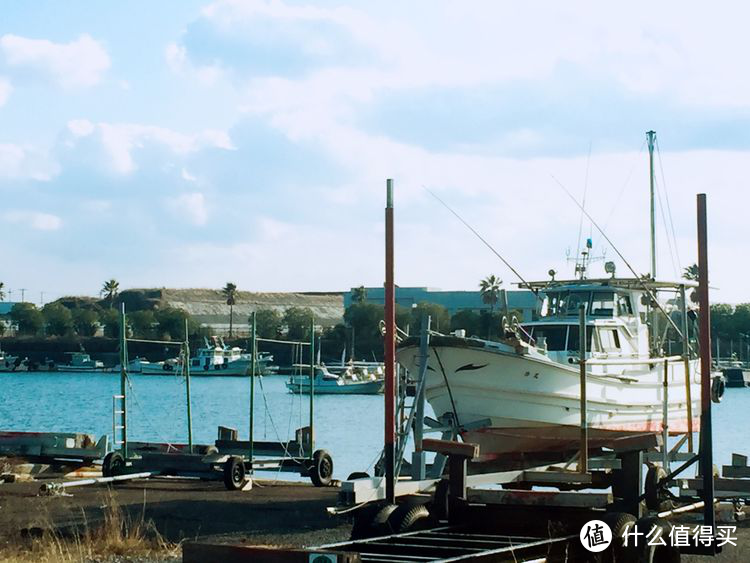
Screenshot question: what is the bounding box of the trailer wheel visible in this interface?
[309,449,333,487]
[634,517,680,563]
[223,456,247,490]
[102,452,125,478]
[388,503,434,534]
[350,503,397,540]
[601,512,638,562]
[644,466,668,511]
[347,471,370,480]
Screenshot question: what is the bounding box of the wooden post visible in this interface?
[578,304,588,474]
[696,193,716,541]
[185,319,193,454]
[249,311,256,470]
[119,304,128,459]
[662,359,669,470]
[384,179,396,503]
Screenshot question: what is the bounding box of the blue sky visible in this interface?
[1,1,749,303]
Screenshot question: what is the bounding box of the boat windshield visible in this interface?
[527,324,594,352]
[540,290,626,318]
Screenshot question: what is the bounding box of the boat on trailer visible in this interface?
[398,131,707,468]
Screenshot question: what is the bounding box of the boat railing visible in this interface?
[585,355,683,366]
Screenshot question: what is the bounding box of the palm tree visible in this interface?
[352,286,367,304]
[223,282,238,337]
[0,282,5,301]
[683,263,699,281]
[479,275,502,313]
[102,279,119,309]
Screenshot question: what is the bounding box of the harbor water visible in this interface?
[0,371,748,479]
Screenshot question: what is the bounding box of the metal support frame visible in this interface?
[578,304,588,474]
[680,283,694,451]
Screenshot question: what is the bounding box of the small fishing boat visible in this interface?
[286,365,384,394]
[0,348,28,372]
[189,336,274,376]
[54,352,105,372]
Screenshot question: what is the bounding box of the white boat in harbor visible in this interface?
[287,365,384,394]
[54,352,104,372]
[0,348,28,372]
[189,336,274,376]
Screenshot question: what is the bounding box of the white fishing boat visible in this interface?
[188,336,274,376]
[0,348,28,372]
[397,131,706,466]
[54,352,105,372]
[287,365,384,394]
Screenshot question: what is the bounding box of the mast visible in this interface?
[646,130,659,355]
[647,130,657,278]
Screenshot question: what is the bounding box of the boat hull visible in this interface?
[398,337,701,462]
[286,381,384,395]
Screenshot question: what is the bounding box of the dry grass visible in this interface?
[1,491,179,563]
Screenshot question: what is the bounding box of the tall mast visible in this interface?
[647,130,657,279]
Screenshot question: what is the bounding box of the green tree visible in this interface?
[683,263,699,281]
[344,302,383,341]
[0,281,5,301]
[102,279,120,308]
[129,310,156,338]
[100,308,120,338]
[253,309,282,338]
[222,282,238,337]
[450,309,481,336]
[155,307,199,340]
[42,303,74,336]
[411,302,450,333]
[10,303,44,336]
[479,275,502,313]
[72,308,99,337]
[352,286,368,304]
[283,306,314,341]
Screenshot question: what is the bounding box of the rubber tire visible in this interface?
[388,503,433,534]
[309,449,334,487]
[223,456,247,491]
[601,512,638,563]
[347,471,370,480]
[350,503,397,540]
[102,452,125,478]
[635,517,681,563]
[645,466,668,511]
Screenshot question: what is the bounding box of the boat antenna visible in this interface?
[551,174,687,342]
[423,186,540,299]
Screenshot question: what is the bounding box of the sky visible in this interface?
[1,1,749,304]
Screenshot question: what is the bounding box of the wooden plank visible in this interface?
[468,488,612,508]
[732,453,748,467]
[520,470,593,484]
[183,543,361,562]
[722,466,750,478]
[422,439,479,459]
[682,478,750,493]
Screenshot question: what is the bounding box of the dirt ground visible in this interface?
[0,478,747,562]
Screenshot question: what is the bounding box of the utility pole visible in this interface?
[40,292,45,306]
[19,288,26,302]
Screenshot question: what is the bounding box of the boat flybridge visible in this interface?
[397,272,703,467]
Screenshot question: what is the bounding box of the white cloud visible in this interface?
[166,192,209,226]
[65,121,234,174]
[0,33,110,88]
[181,168,197,182]
[0,77,11,106]
[4,210,62,230]
[165,42,223,85]
[0,143,59,181]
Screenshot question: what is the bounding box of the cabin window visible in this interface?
[617,294,634,316]
[598,328,621,352]
[564,292,590,316]
[540,292,565,317]
[566,326,594,352]
[590,291,615,316]
[530,326,567,351]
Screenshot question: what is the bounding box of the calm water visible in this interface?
[0,372,748,479]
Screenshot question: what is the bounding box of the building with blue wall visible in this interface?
[344,287,537,321]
